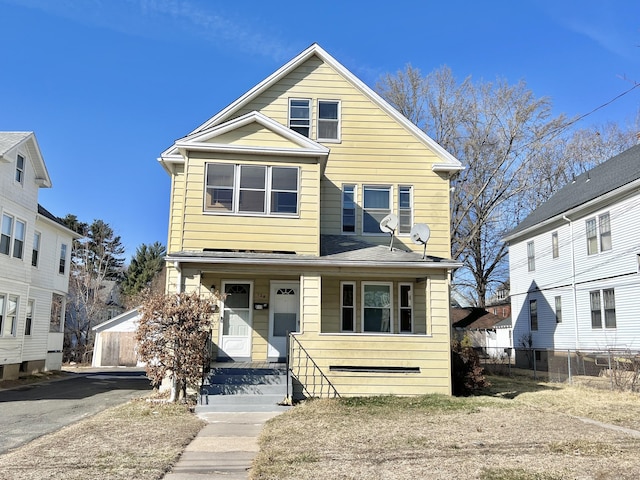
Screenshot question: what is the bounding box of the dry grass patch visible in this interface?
[0,398,205,480]
[252,376,640,480]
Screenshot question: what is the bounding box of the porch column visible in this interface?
[299,273,321,335]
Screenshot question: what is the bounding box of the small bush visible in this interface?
[451,340,490,396]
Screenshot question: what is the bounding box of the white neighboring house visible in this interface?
[0,132,79,380]
[504,143,640,360]
[92,308,143,368]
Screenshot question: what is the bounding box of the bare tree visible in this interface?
[136,291,218,402]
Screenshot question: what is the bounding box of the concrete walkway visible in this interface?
[162,411,284,480]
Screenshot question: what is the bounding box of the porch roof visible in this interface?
[166,235,461,271]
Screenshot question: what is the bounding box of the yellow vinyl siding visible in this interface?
[209,123,303,149]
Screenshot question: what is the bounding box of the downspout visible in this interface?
[173,261,183,293]
[562,215,579,350]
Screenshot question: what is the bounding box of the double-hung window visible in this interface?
[13,220,25,259]
[32,232,41,267]
[1,214,13,256]
[7,295,18,336]
[552,231,559,258]
[317,100,340,141]
[342,185,356,233]
[398,186,412,234]
[16,154,25,184]
[527,241,535,272]
[362,186,391,234]
[25,299,34,336]
[0,214,25,259]
[398,283,413,333]
[289,99,310,137]
[205,164,299,216]
[59,244,67,275]
[591,289,616,329]
[362,283,392,333]
[586,212,612,255]
[555,296,562,323]
[590,291,602,328]
[0,294,4,335]
[529,299,538,331]
[340,282,355,332]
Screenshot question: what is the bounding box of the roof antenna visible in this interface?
[379,213,398,251]
[410,223,431,260]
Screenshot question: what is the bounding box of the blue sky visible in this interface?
[1,0,638,262]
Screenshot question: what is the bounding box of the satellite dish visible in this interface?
[380,213,398,251]
[410,223,431,259]
[379,213,398,234]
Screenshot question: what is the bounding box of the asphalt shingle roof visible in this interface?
[0,132,31,157]
[505,143,640,240]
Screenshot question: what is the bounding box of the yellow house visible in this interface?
[158,44,463,397]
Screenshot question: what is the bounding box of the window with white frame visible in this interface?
[1,214,13,256]
[25,299,34,336]
[342,185,356,233]
[603,288,616,328]
[340,282,355,332]
[0,214,25,259]
[50,293,64,333]
[586,212,612,255]
[555,296,562,323]
[7,295,18,336]
[32,231,41,267]
[398,283,413,333]
[590,291,603,328]
[362,283,392,333]
[529,299,538,331]
[527,241,535,272]
[398,186,412,234]
[363,186,391,234]
[289,99,311,137]
[0,294,4,335]
[552,231,559,259]
[317,100,340,141]
[13,220,25,259]
[204,163,299,216]
[59,244,67,275]
[16,154,25,184]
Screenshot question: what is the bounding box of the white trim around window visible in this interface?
[317,99,341,142]
[16,153,25,184]
[398,186,413,235]
[340,281,356,332]
[341,184,356,234]
[362,185,392,235]
[0,213,26,260]
[288,98,311,137]
[361,282,393,333]
[398,283,413,333]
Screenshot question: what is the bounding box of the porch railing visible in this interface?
[287,333,340,399]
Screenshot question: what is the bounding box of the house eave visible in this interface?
[175,142,327,160]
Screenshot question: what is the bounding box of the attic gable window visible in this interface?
[16,154,25,184]
[289,99,310,137]
[205,163,299,216]
[317,100,340,141]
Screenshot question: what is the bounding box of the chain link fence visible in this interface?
[476,346,640,391]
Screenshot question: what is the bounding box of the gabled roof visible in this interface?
[161,43,462,174]
[93,307,140,333]
[504,143,640,242]
[450,307,504,330]
[37,204,82,238]
[0,131,51,187]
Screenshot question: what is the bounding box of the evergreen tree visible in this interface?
[121,242,166,299]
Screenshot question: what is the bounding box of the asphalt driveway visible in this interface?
[0,368,152,454]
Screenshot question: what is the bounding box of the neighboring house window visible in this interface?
[289,98,311,137]
[529,299,538,331]
[317,100,340,141]
[398,283,413,333]
[555,296,562,323]
[25,299,34,336]
[0,294,4,335]
[362,283,392,333]
[16,154,25,184]
[8,295,18,336]
[398,186,412,234]
[50,293,64,333]
[527,241,535,272]
[552,231,559,259]
[1,214,13,256]
[340,282,355,332]
[59,244,68,275]
[586,213,611,255]
[342,185,356,233]
[362,186,391,233]
[590,291,602,328]
[205,164,299,216]
[603,289,616,328]
[13,220,25,259]
[32,232,41,267]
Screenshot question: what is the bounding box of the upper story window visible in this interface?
[362,186,391,234]
[398,186,412,234]
[289,99,310,137]
[32,231,41,267]
[1,214,25,259]
[529,299,538,331]
[552,231,559,258]
[16,154,25,184]
[59,243,68,275]
[527,241,535,271]
[205,163,299,216]
[586,212,611,255]
[555,296,562,323]
[317,100,340,141]
[342,185,356,233]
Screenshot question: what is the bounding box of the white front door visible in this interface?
[218,282,252,360]
[268,282,300,361]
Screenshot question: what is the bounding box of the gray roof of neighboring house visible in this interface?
[0,131,31,157]
[505,143,640,241]
[166,235,460,270]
